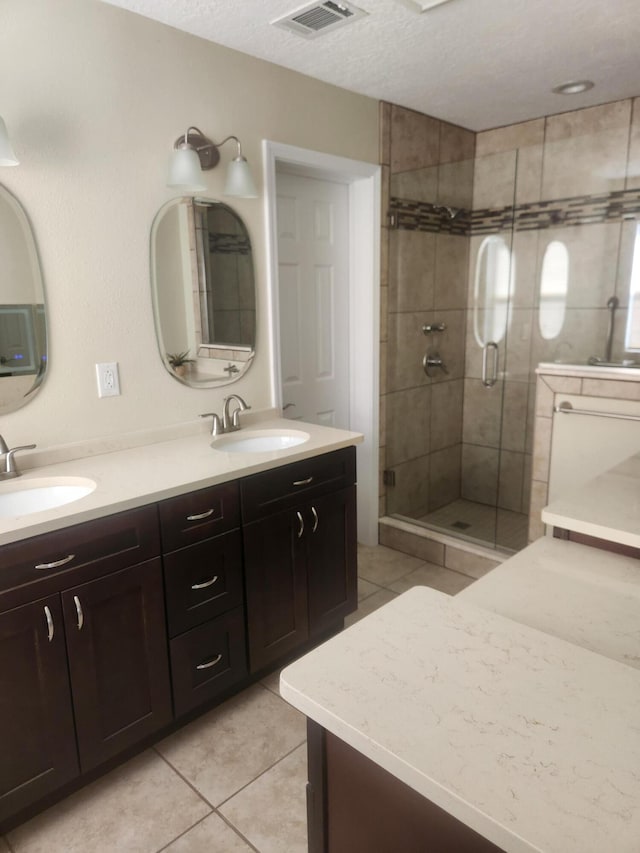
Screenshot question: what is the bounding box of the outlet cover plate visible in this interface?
[96,362,121,398]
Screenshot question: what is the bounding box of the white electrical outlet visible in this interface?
[96,362,121,398]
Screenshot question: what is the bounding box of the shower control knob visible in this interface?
[422,323,447,334]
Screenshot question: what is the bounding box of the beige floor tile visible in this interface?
[358,577,382,601]
[388,563,475,596]
[0,837,10,853]
[220,745,308,853]
[162,813,253,852]
[7,751,210,853]
[345,589,398,627]
[156,685,306,807]
[357,544,424,586]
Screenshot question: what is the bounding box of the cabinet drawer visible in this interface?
[164,530,244,637]
[169,607,247,717]
[240,447,356,522]
[0,506,160,606]
[159,482,240,552]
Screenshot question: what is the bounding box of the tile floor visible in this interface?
[2,545,476,853]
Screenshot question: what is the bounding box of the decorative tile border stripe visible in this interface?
[390,187,640,236]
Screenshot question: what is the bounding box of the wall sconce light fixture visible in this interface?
[0,115,19,166]
[167,127,257,198]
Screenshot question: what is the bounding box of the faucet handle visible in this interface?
[0,434,9,454]
[2,443,36,480]
[199,412,223,436]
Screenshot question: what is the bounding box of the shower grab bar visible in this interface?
[554,401,640,422]
[482,342,499,387]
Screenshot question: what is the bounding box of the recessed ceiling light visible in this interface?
[552,80,595,95]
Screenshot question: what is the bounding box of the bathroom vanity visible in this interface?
[281,454,640,853]
[0,417,361,830]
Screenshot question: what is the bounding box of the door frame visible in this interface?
[263,140,380,546]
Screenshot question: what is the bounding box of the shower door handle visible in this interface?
[482,342,499,387]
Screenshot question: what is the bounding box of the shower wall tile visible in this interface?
[541,100,632,199]
[430,378,463,450]
[379,393,387,447]
[389,229,436,312]
[473,150,517,210]
[437,159,474,209]
[429,309,466,382]
[439,121,475,164]
[581,377,640,401]
[522,452,533,514]
[500,381,529,452]
[511,230,539,309]
[387,311,431,391]
[531,416,552,483]
[529,308,606,367]
[434,234,469,310]
[464,311,483,379]
[515,143,544,205]
[528,479,547,542]
[380,283,388,341]
[524,381,536,455]
[614,218,638,308]
[626,97,640,190]
[498,449,525,512]
[461,444,499,505]
[534,376,555,417]
[391,166,438,202]
[429,445,462,511]
[538,222,621,309]
[462,378,502,447]
[390,105,440,173]
[386,386,431,466]
[385,454,430,518]
[476,119,545,158]
[504,309,534,381]
[380,164,391,226]
[380,341,388,396]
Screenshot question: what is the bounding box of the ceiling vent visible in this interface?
[272,1,368,39]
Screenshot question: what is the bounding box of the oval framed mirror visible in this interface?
[0,184,48,413]
[150,197,255,387]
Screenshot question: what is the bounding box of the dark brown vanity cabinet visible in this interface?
[241,447,358,673]
[0,507,172,824]
[159,483,248,717]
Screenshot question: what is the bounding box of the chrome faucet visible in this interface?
[222,395,250,433]
[0,434,36,480]
[199,412,223,436]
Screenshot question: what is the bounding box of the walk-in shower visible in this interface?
[380,101,640,555]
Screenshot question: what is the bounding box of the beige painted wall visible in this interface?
[0,0,378,448]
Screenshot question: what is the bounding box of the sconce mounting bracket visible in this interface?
[174,129,220,170]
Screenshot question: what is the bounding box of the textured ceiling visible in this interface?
[100,0,640,131]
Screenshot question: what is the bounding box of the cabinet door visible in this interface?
[62,559,172,771]
[306,486,358,638]
[0,595,79,822]
[243,510,309,673]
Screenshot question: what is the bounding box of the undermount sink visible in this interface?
[0,477,97,519]
[211,429,310,453]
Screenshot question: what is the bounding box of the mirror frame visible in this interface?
[150,196,255,388]
[0,183,48,414]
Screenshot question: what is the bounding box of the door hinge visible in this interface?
[383,469,396,487]
[387,211,398,229]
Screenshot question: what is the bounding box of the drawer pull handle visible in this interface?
[73,595,84,631]
[44,605,54,642]
[191,575,219,591]
[35,554,76,570]
[186,508,215,522]
[296,510,304,539]
[311,506,319,533]
[293,477,313,487]
[196,653,222,671]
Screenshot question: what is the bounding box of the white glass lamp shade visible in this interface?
[225,157,258,198]
[167,146,206,192]
[0,116,19,166]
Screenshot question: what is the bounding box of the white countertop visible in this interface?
[0,416,362,546]
[281,586,640,853]
[541,452,640,549]
[459,536,640,670]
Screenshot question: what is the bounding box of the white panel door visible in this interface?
[276,171,350,428]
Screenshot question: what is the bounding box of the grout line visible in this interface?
[216,811,261,852]
[216,739,307,811]
[153,745,217,812]
[154,812,212,853]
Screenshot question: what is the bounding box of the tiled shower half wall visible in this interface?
[379,97,640,553]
